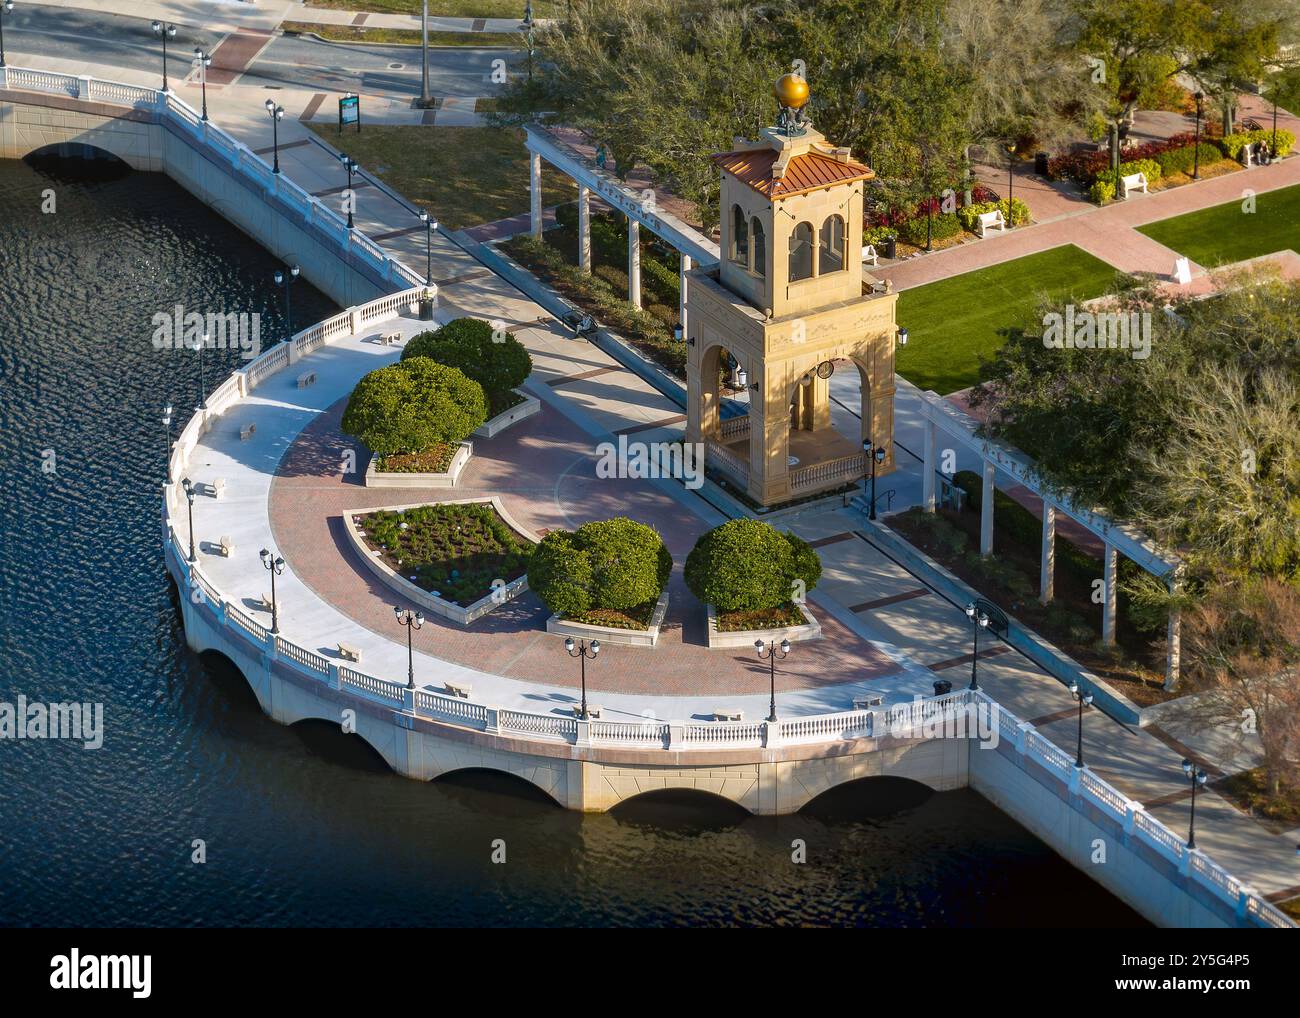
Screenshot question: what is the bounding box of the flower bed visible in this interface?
[705,602,821,649]
[365,441,472,488]
[545,588,671,647]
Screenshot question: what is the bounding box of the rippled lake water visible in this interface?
[0,155,1145,927]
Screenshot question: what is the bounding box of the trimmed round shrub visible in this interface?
[899,211,961,246]
[403,317,532,402]
[527,517,671,616]
[341,355,486,455]
[684,519,821,612]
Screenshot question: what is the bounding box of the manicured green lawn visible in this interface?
[1136,182,1300,267]
[895,244,1121,395]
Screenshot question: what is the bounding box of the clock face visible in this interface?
[816,360,834,380]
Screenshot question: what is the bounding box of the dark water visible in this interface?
[0,156,1146,927]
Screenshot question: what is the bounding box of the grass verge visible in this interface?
[1137,181,1300,267]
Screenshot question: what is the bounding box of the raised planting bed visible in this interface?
[473,388,541,439]
[706,602,821,650]
[365,441,472,488]
[546,588,671,648]
[344,498,539,625]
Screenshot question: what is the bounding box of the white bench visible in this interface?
[572,704,602,719]
[444,681,472,699]
[337,642,362,663]
[256,592,274,612]
[714,708,744,722]
[210,477,226,499]
[380,331,402,346]
[861,243,879,266]
[1120,172,1148,198]
[218,535,234,558]
[296,370,316,389]
[976,209,1006,237]
[239,423,256,441]
[852,694,884,710]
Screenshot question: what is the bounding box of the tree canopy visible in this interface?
[341,356,487,456]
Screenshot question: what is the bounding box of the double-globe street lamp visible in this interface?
[1068,680,1094,769]
[163,403,174,482]
[194,330,208,410]
[1181,758,1208,849]
[181,477,197,562]
[151,20,178,92]
[564,637,599,721]
[274,264,299,342]
[964,601,990,690]
[0,2,16,69]
[265,99,285,174]
[418,210,438,319]
[340,154,360,229]
[862,440,887,520]
[193,48,212,121]
[1193,91,1205,179]
[755,637,790,723]
[394,607,425,689]
[259,548,285,634]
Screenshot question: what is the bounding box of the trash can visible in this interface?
[933,678,953,697]
[1034,152,1050,176]
[882,235,897,260]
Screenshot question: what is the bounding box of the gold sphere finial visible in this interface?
[774,73,810,110]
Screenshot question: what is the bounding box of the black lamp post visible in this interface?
[1068,680,1093,769]
[863,440,887,520]
[394,606,425,689]
[260,548,285,634]
[340,154,359,228]
[1193,92,1205,179]
[964,601,990,690]
[0,2,15,69]
[274,265,299,342]
[523,2,535,82]
[163,403,174,481]
[1271,88,1279,163]
[564,636,599,720]
[755,637,790,723]
[181,477,197,562]
[193,48,211,121]
[151,20,178,92]
[194,331,208,409]
[1006,142,1017,226]
[265,99,284,174]
[1181,758,1208,848]
[417,0,433,109]
[418,210,438,284]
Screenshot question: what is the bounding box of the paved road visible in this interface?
[6,5,512,101]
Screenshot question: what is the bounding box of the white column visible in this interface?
[1165,604,1181,690]
[921,418,937,512]
[577,185,591,273]
[529,151,542,239]
[1039,504,1056,604]
[979,460,995,556]
[679,252,692,339]
[628,217,641,309]
[1102,543,1118,645]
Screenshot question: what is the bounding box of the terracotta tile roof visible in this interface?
[713,146,873,199]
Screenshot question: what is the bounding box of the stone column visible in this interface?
[1039,504,1056,604]
[529,150,542,239]
[627,217,641,309]
[979,460,995,557]
[1102,543,1118,645]
[922,417,937,512]
[679,252,691,338]
[577,185,591,274]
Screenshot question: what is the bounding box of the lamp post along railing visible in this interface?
[340,155,359,229]
[181,477,197,562]
[964,601,990,690]
[564,637,599,720]
[1069,680,1093,769]
[195,331,208,409]
[151,20,177,92]
[260,548,285,634]
[755,638,790,723]
[863,440,887,520]
[0,2,15,69]
[1182,758,1208,848]
[274,265,299,342]
[265,100,284,174]
[193,48,211,121]
[395,606,425,689]
[163,404,174,482]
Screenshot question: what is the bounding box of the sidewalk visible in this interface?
[283,2,529,33]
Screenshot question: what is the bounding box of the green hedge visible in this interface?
[684,519,821,612]
[957,198,1030,232]
[1220,128,1295,160]
[402,317,532,402]
[341,357,486,455]
[1094,158,1163,189]
[899,211,961,246]
[527,517,671,616]
[1152,142,1222,177]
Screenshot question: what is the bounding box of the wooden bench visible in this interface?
[861,243,879,266]
[210,477,226,500]
[976,209,1006,237]
[218,535,234,558]
[337,642,362,663]
[444,681,472,699]
[296,370,316,389]
[714,708,744,722]
[1120,172,1148,198]
[239,423,256,441]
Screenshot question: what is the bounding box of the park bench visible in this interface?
[714,708,744,722]
[380,331,401,346]
[296,370,316,389]
[218,535,235,558]
[256,592,274,613]
[210,477,226,500]
[337,642,362,663]
[861,243,879,266]
[572,704,603,719]
[239,422,256,441]
[1172,257,1192,285]
[444,681,473,699]
[975,209,1006,237]
[851,694,884,710]
[1120,172,1148,198]
[560,309,596,337]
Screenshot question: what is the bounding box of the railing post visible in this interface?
[1015,721,1031,754]
[349,307,363,335]
[78,75,92,100]
[1180,846,1197,877]
[402,687,415,713]
[1236,887,1255,921]
[575,719,591,747]
[762,719,783,748]
[328,662,342,690]
[484,706,500,734]
[668,722,685,750]
[1123,800,1140,836]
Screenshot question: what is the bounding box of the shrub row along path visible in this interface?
[35,51,1300,898]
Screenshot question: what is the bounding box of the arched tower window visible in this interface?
[730,205,749,266]
[751,218,766,277]
[819,215,845,273]
[789,221,814,281]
